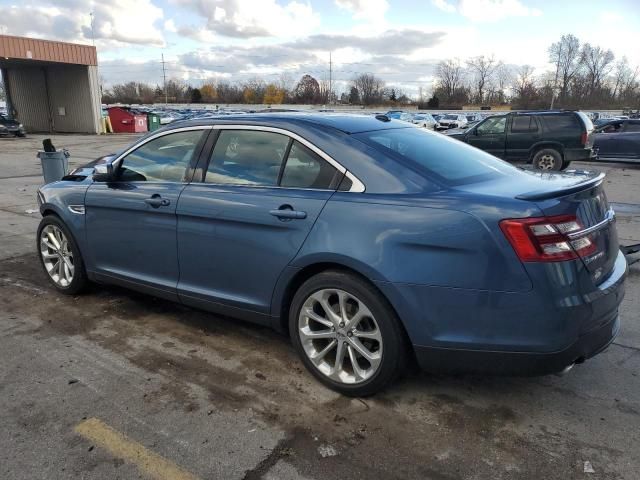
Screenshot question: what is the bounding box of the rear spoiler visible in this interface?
[515,172,605,201]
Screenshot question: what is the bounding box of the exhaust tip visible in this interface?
[556,363,575,376]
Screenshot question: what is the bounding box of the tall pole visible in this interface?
[161,53,168,105]
[89,12,95,46]
[329,51,332,105]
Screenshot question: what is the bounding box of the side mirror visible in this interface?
[93,161,115,182]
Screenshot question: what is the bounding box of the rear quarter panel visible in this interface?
[292,193,533,291]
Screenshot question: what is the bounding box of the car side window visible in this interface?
[118,130,204,182]
[477,117,506,135]
[625,123,640,132]
[205,130,290,186]
[511,116,537,133]
[542,114,580,131]
[280,141,339,189]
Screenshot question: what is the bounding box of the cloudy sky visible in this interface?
[1,0,638,96]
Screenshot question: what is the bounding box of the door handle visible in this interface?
[144,194,170,208]
[269,206,307,220]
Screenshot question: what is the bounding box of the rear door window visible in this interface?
[625,122,640,132]
[205,130,289,186]
[280,141,339,189]
[511,116,538,133]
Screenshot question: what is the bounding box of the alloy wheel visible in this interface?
[537,154,556,170]
[298,288,383,384]
[40,225,74,287]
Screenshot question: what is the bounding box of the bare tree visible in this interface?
[580,43,615,97]
[435,59,464,100]
[466,55,502,104]
[352,73,385,105]
[548,34,581,106]
[513,65,536,97]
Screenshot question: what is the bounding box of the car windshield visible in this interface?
[354,127,519,186]
[443,114,458,120]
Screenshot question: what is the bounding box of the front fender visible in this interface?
[38,180,90,258]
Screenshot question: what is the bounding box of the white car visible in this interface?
[437,114,468,130]
[411,113,438,130]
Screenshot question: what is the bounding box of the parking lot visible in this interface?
[1,133,639,479]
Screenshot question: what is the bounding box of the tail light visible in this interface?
[500,215,596,262]
[581,131,588,145]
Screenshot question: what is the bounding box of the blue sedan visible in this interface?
[36,113,627,396]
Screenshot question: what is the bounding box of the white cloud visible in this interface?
[175,0,321,39]
[335,0,389,24]
[0,0,165,47]
[164,19,178,33]
[432,0,542,22]
[431,0,455,13]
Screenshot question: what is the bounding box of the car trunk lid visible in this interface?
[520,171,618,283]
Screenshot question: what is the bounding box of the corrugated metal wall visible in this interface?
[46,65,100,133]
[5,67,51,132]
[5,64,101,133]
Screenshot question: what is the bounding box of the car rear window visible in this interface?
[354,127,519,186]
[541,114,581,132]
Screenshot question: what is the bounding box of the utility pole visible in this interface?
[89,12,95,46]
[161,53,168,105]
[329,51,332,105]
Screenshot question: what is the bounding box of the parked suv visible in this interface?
[448,111,595,170]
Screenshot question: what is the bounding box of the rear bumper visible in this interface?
[413,311,620,375]
[564,147,596,162]
[377,250,627,375]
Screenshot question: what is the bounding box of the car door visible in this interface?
[176,127,343,320]
[465,116,507,158]
[506,115,539,161]
[594,122,623,159]
[85,128,209,299]
[617,121,640,159]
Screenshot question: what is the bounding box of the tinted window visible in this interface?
[626,122,640,132]
[542,114,581,131]
[118,130,203,182]
[205,130,289,186]
[355,127,519,185]
[511,116,537,133]
[477,116,506,134]
[280,141,338,189]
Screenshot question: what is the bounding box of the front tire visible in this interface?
[289,270,407,396]
[37,215,88,294]
[532,148,563,171]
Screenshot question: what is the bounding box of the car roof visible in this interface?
[165,112,410,134]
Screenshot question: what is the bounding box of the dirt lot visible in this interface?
[1,134,639,480]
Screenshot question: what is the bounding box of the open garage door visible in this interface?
[0,35,101,134]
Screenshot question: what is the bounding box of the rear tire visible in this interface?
[37,215,88,295]
[289,270,407,396]
[532,148,563,171]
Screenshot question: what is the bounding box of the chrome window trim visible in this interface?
[566,209,616,239]
[109,124,366,193]
[211,124,366,193]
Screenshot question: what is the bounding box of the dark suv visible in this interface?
[447,111,595,170]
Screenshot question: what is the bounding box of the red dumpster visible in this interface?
[108,107,148,133]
